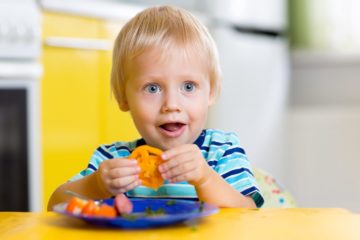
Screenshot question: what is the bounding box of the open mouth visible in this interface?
[160,122,185,132]
[159,122,186,137]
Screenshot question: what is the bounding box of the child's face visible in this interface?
[123,47,214,150]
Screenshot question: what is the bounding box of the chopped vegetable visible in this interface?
[65,197,86,214]
[144,206,165,215]
[81,200,99,215]
[166,200,176,206]
[65,197,116,218]
[95,204,117,218]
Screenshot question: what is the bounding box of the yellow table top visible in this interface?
[1,208,360,240]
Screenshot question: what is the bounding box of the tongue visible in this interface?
[161,123,183,132]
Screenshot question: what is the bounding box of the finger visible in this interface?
[122,179,142,192]
[159,150,194,173]
[109,175,139,189]
[168,172,193,183]
[161,144,195,160]
[161,161,196,180]
[107,158,138,168]
[111,178,142,194]
[108,166,141,179]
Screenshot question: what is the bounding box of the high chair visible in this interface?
[253,168,297,208]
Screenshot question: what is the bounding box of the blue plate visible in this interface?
[53,198,218,229]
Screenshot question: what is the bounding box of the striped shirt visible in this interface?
[71,129,264,207]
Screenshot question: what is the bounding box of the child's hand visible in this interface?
[96,158,142,196]
[159,144,212,187]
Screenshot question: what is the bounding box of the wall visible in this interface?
[286,52,360,212]
[207,28,289,184]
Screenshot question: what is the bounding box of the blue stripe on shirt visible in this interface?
[223,147,245,156]
[241,186,259,196]
[116,146,132,151]
[221,168,253,179]
[207,160,217,167]
[210,141,233,146]
[200,146,209,152]
[87,163,97,172]
[97,147,114,159]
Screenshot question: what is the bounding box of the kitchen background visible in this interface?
[0,0,359,212]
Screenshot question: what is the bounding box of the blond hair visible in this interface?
[110,5,221,110]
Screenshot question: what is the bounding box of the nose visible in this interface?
[161,90,181,113]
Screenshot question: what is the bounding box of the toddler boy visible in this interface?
[48,5,263,210]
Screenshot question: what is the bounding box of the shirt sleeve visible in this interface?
[212,133,264,208]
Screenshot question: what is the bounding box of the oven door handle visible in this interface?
[44,37,112,51]
[0,62,42,79]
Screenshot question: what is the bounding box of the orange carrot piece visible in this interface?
[95,204,117,218]
[65,197,86,214]
[81,200,99,216]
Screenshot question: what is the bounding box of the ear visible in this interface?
[119,101,129,111]
[118,92,129,111]
[208,88,217,107]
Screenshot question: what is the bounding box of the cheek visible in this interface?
[128,92,154,110]
[129,99,157,122]
[131,104,150,118]
[130,109,153,132]
[187,98,209,120]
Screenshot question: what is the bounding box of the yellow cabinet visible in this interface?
[97,21,139,144]
[41,12,138,209]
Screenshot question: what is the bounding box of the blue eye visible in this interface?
[183,82,195,92]
[145,84,161,94]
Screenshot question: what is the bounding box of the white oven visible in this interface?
[0,0,42,211]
